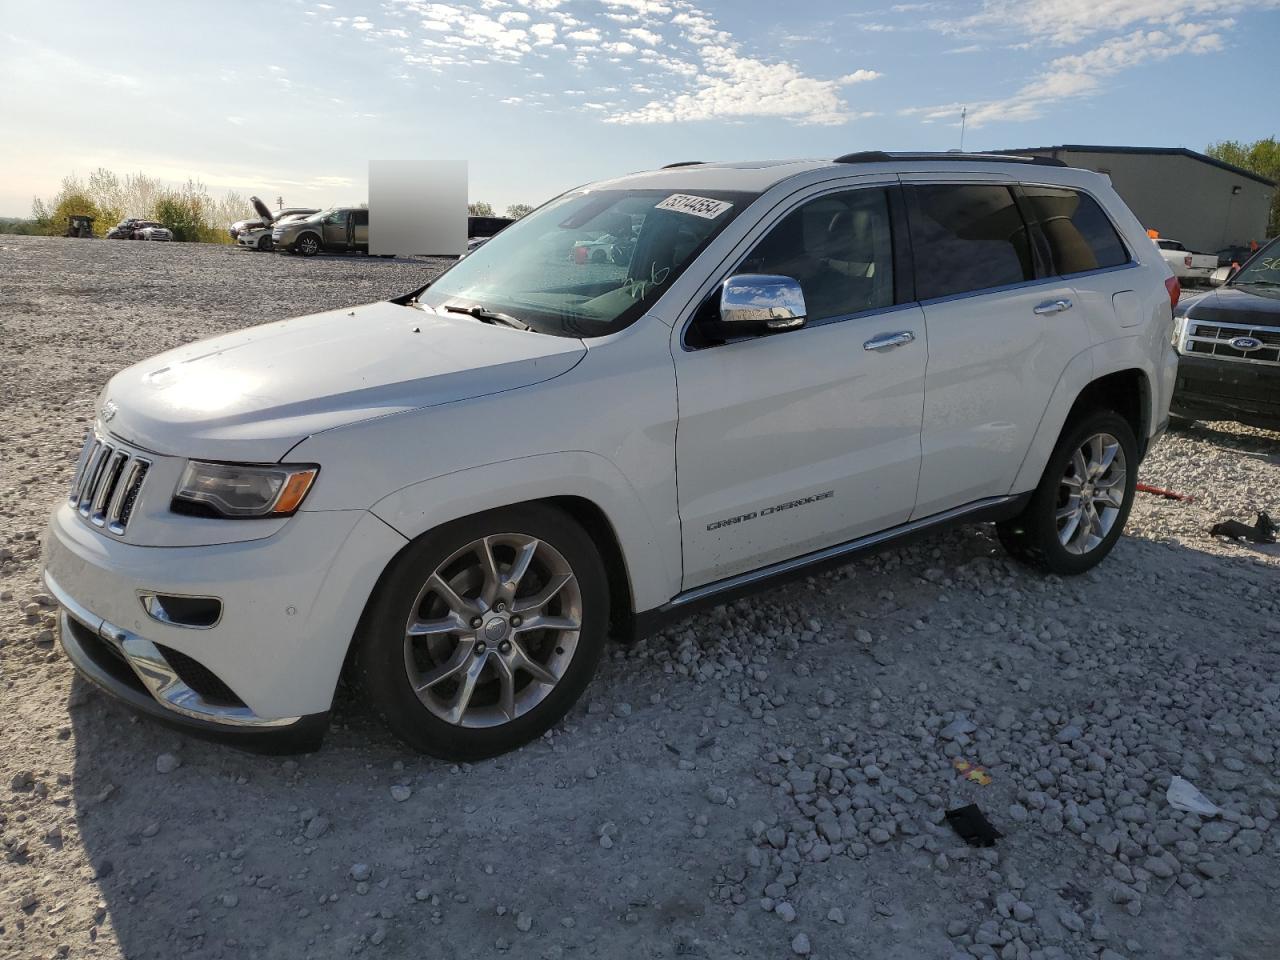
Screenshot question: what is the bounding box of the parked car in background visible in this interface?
[105,218,144,239]
[1154,237,1216,286]
[134,222,173,241]
[44,152,1177,758]
[229,197,320,240]
[236,213,309,252]
[1215,244,1254,267]
[468,215,514,240]
[105,218,172,241]
[1172,235,1280,429]
[272,206,368,256]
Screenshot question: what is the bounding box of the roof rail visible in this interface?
[661,160,706,169]
[834,150,1067,168]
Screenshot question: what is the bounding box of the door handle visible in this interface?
[1033,298,1073,315]
[863,331,915,351]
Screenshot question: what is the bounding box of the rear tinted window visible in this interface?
[907,185,1033,300]
[353,210,368,226]
[1021,187,1128,275]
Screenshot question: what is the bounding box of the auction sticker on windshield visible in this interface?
[655,194,734,219]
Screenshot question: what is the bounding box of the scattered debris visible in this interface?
[945,804,1003,847]
[1167,776,1221,817]
[1135,482,1193,502]
[1210,512,1277,544]
[952,758,992,786]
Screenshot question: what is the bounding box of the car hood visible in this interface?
[1181,284,1280,321]
[101,300,586,462]
[250,195,275,223]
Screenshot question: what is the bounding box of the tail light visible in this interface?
[1165,276,1180,309]
[1183,254,1193,268]
[574,245,588,265]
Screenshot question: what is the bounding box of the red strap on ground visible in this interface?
[1136,482,1193,502]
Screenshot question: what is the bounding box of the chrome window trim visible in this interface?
[916,261,1141,309]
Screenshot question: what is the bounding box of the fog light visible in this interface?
[140,593,222,629]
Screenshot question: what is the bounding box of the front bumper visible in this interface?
[1171,353,1280,429]
[49,571,328,753]
[43,501,406,749]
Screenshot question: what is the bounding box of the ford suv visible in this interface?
[43,153,1178,758]
[273,206,369,256]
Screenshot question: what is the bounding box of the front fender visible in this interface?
[368,451,678,612]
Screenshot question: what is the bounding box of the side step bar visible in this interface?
[630,493,1029,639]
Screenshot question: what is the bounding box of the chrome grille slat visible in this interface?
[1187,321,1280,368]
[67,431,150,536]
[78,445,113,515]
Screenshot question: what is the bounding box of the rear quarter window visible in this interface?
[907,184,1034,301]
[1021,187,1130,275]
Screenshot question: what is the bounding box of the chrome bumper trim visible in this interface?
[44,570,299,729]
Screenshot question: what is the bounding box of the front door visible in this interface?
[674,186,925,589]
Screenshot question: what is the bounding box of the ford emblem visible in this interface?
[100,399,118,422]
[1229,336,1263,352]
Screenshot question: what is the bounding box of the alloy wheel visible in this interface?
[403,534,582,728]
[1056,432,1126,555]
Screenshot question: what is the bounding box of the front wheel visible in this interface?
[996,410,1138,575]
[296,233,321,257]
[353,504,609,759]
[257,236,274,252]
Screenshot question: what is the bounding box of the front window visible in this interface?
[323,210,346,225]
[1231,238,1280,290]
[420,188,757,337]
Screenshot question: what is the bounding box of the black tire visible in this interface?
[257,236,273,252]
[353,504,609,760]
[296,233,322,257]
[996,409,1138,575]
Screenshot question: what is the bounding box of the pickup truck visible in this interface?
[1154,238,1216,286]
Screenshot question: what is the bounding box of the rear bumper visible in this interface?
[50,571,329,753]
[1171,353,1280,429]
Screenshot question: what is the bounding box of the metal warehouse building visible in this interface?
[1005,145,1275,255]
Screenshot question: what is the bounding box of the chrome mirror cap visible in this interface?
[719,274,807,332]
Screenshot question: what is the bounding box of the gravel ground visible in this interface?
[2,234,1279,960]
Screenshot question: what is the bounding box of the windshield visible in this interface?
[1231,239,1280,287]
[419,188,757,337]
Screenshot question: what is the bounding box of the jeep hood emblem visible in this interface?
[100,399,118,422]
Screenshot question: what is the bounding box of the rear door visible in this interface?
[902,179,1086,517]
[1017,184,1141,343]
[321,210,349,250]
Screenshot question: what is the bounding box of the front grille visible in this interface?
[154,644,245,707]
[1186,321,1280,367]
[69,433,151,536]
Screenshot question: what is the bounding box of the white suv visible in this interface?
[44,153,1180,758]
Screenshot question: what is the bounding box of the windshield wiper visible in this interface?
[1234,279,1280,287]
[443,303,531,331]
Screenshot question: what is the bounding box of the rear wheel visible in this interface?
[996,410,1137,575]
[353,504,609,759]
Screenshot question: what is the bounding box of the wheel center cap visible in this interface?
[1081,483,1094,497]
[483,617,509,643]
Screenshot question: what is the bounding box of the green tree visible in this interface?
[1206,137,1280,238]
[505,203,533,219]
[467,201,495,216]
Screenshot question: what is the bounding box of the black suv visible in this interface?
[1172,237,1280,430]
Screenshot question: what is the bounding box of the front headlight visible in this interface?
[173,461,319,518]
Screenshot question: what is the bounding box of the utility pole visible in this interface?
[960,106,967,152]
[277,195,283,210]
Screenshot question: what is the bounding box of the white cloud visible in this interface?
[529,21,556,43]
[498,10,529,23]
[566,27,601,42]
[955,0,1278,44]
[909,23,1227,127]
[602,40,637,54]
[623,26,662,44]
[838,69,881,84]
[609,43,880,125]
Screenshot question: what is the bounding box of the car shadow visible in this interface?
[1171,420,1280,459]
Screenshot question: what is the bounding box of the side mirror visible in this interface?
[712,274,807,338]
